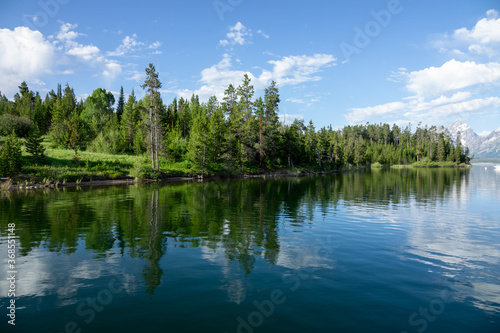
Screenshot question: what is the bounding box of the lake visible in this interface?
[1,166,499,333]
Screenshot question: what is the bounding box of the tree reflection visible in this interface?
[142,187,165,296]
[0,168,471,293]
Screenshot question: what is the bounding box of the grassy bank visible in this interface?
[0,136,473,191]
[386,161,472,168]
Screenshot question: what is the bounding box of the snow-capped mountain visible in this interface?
[446,120,500,158]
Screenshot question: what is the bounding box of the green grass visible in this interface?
[2,135,473,187]
[15,137,192,183]
[370,162,384,168]
[411,161,472,168]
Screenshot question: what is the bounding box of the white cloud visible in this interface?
[287,98,306,104]
[418,96,500,118]
[279,113,304,125]
[453,10,500,44]
[432,10,500,58]
[55,22,123,82]
[125,70,145,82]
[67,44,100,61]
[406,59,500,98]
[286,96,320,107]
[409,91,473,113]
[349,9,500,126]
[149,41,161,49]
[178,53,336,102]
[268,54,337,86]
[346,102,407,123]
[0,27,56,96]
[387,67,409,82]
[108,34,144,56]
[257,30,270,39]
[103,61,122,80]
[219,21,252,46]
[56,22,81,47]
[468,44,495,57]
[346,91,500,125]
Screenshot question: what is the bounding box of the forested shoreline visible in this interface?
[0,63,471,185]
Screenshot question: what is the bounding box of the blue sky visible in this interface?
[1,0,500,133]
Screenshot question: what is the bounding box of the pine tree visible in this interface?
[262,80,280,164]
[141,63,163,171]
[208,105,226,167]
[25,123,45,162]
[188,105,209,176]
[0,132,22,176]
[64,111,89,163]
[116,86,125,122]
[120,89,139,152]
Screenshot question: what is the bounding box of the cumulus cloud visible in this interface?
[54,22,122,81]
[103,61,122,80]
[347,10,500,126]
[107,34,144,56]
[0,27,56,96]
[219,22,252,46]
[453,9,500,45]
[347,59,500,125]
[346,102,407,123]
[268,54,337,86]
[56,22,81,46]
[432,9,500,58]
[177,53,336,101]
[406,60,500,98]
[346,95,500,125]
[67,44,100,61]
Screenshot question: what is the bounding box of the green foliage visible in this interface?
[25,124,46,161]
[0,132,23,176]
[116,86,125,122]
[0,77,472,182]
[80,88,116,138]
[88,124,123,155]
[188,104,209,173]
[0,113,32,138]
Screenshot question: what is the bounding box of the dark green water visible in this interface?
[1,167,500,333]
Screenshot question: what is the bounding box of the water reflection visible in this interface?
[0,167,499,319]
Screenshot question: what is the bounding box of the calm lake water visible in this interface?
[1,166,500,333]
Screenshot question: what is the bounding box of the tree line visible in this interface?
[0,63,470,176]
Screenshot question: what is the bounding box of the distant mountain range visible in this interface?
[446,120,500,159]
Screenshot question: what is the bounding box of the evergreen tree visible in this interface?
[13,81,34,118]
[236,74,256,166]
[25,123,45,162]
[141,63,163,171]
[0,132,22,176]
[263,80,280,163]
[116,86,125,122]
[120,89,139,152]
[64,110,89,163]
[49,84,78,147]
[208,105,226,167]
[188,105,209,176]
